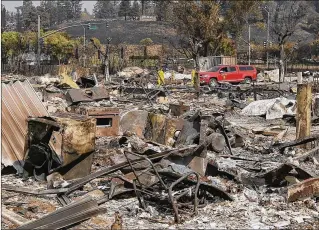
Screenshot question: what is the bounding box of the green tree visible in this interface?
[85,37,101,66]
[1,5,6,32]
[141,0,152,16]
[1,32,21,60]
[155,1,172,21]
[21,0,38,31]
[171,1,223,62]
[93,0,116,18]
[37,3,50,30]
[118,0,131,20]
[130,0,140,20]
[65,1,73,21]
[70,0,82,20]
[6,11,16,31]
[224,1,262,40]
[44,32,75,65]
[171,1,261,59]
[63,0,82,21]
[22,31,37,51]
[16,7,23,32]
[81,8,93,21]
[56,0,68,24]
[141,0,146,15]
[39,0,58,28]
[140,38,153,46]
[271,1,306,81]
[311,39,319,59]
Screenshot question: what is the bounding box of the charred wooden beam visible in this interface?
[272,134,319,153]
[287,177,319,202]
[296,83,312,148]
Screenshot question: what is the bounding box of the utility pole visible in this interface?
[90,37,111,84]
[82,24,86,67]
[37,15,41,66]
[265,8,270,70]
[248,24,251,65]
[105,37,111,83]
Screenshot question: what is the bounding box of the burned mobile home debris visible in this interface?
[1,68,319,230]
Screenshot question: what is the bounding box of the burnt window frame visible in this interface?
[96,117,113,127]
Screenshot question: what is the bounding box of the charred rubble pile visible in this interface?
[1,73,319,229]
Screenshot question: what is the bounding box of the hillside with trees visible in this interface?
[2,0,318,45]
[1,0,318,74]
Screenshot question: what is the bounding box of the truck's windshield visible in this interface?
[208,66,220,72]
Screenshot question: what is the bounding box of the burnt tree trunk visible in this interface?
[279,43,285,82]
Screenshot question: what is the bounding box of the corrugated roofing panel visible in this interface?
[1,79,50,170]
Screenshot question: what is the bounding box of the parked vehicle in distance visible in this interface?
[199,65,257,87]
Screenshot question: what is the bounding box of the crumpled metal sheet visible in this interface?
[52,113,96,180]
[145,113,184,146]
[65,87,109,105]
[27,113,97,180]
[120,110,149,138]
[1,79,55,172]
[120,111,184,146]
[59,72,80,89]
[241,97,296,120]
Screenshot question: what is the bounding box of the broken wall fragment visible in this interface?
[26,113,96,180]
[77,107,120,137]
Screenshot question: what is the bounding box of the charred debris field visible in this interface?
[1,69,319,229]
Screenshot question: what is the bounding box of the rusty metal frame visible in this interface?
[123,150,201,223]
[215,120,233,155]
[108,175,135,199]
[133,179,147,209]
[123,151,167,189]
[168,172,200,223]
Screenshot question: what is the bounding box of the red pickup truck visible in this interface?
[199,65,257,87]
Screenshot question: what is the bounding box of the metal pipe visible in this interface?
[37,15,41,66]
[248,24,251,65]
[124,151,167,189]
[267,11,270,70]
[168,172,200,223]
[81,25,86,67]
[105,40,110,82]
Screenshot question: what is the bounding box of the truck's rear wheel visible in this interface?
[244,77,252,84]
[209,78,218,87]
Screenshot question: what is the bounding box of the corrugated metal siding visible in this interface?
[1,79,50,169]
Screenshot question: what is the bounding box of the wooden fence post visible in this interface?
[296,83,312,148]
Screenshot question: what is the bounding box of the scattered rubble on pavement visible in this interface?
[1,70,319,229]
